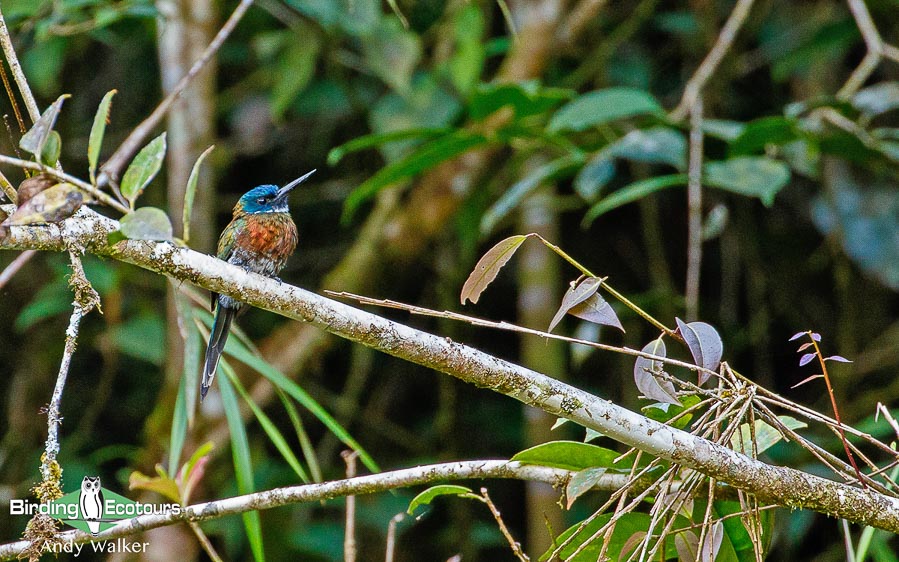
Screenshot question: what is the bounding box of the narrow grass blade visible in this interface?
[229,369,311,483]
[183,145,214,244]
[218,360,265,562]
[277,388,323,482]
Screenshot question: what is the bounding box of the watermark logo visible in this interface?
[9,476,182,554]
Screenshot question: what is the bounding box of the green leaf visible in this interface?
[610,126,687,170]
[180,442,215,490]
[460,234,530,305]
[730,416,807,455]
[565,467,606,508]
[19,93,69,158]
[361,18,421,93]
[120,132,167,207]
[327,128,450,166]
[771,20,859,82]
[641,394,701,429]
[218,362,266,562]
[21,36,66,97]
[584,428,603,443]
[40,131,61,167]
[703,119,746,141]
[713,499,774,554]
[853,82,899,116]
[583,174,688,225]
[511,440,638,471]
[480,153,584,234]
[574,153,615,201]
[15,277,72,331]
[407,485,480,515]
[343,131,488,222]
[286,0,378,36]
[129,467,180,503]
[183,145,214,244]
[108,313,165,365]
[727,117,799,157]
[548,87,663,133]
[271,33,320,119]
[119,207,174,242]
[541,512,680,562]
[469,81,573,121]
[448,4,485,94]
[230,370,311,483]
[88,89,117,184]
[704,157,791,206]
[369,75,462,162]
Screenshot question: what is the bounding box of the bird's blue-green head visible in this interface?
[237,169,316,214]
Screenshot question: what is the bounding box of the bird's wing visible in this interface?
[211,218,241,311]
[217,219,240,261]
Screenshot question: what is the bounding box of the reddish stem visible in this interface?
[810,334,866,489]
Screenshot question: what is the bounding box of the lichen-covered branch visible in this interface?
[2,206,899,534]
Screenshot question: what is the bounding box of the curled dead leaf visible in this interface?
[16,174,56,205]
[2,183,83,226]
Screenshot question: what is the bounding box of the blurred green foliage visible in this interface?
[1,0,898,560]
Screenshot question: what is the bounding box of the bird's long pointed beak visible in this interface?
[277,169,316,199]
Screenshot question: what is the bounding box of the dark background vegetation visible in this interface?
[1,0,898,560]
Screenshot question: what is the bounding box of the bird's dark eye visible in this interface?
[257,197,266,205]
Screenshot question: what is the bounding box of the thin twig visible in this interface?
[342,450,359,562]
[328,290,723,382]
[876,403,899,442]
[97,0,253,187]
[384,513,404,562]
[836,0,899,98]
[41,252,100,480]
[685,96,703,321]
[0,153,130,213]
[479,488,529,562]
[0,460,613,560]
[0,248,35,289]
[0,167,16,202]
[188,521,224,562]
[557,0,608,45]
[0,61,24,135]
[0,7,40,123]
[669,0,756,121]
[528,232,678,338]
[806,333,866,489]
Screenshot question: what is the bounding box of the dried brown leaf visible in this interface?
[460,234,530,304]
[548,276,601,332]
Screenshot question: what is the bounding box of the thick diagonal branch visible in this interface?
[2,207,899,534]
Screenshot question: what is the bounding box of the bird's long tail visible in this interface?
[202,304,235,401]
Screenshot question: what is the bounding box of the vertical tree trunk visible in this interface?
[156,0,217,250]
[138,2,217,559]
[517,183,566,558]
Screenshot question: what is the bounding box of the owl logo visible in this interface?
[79,476,104,536]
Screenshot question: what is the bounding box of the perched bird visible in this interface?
[201,170,315,400]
